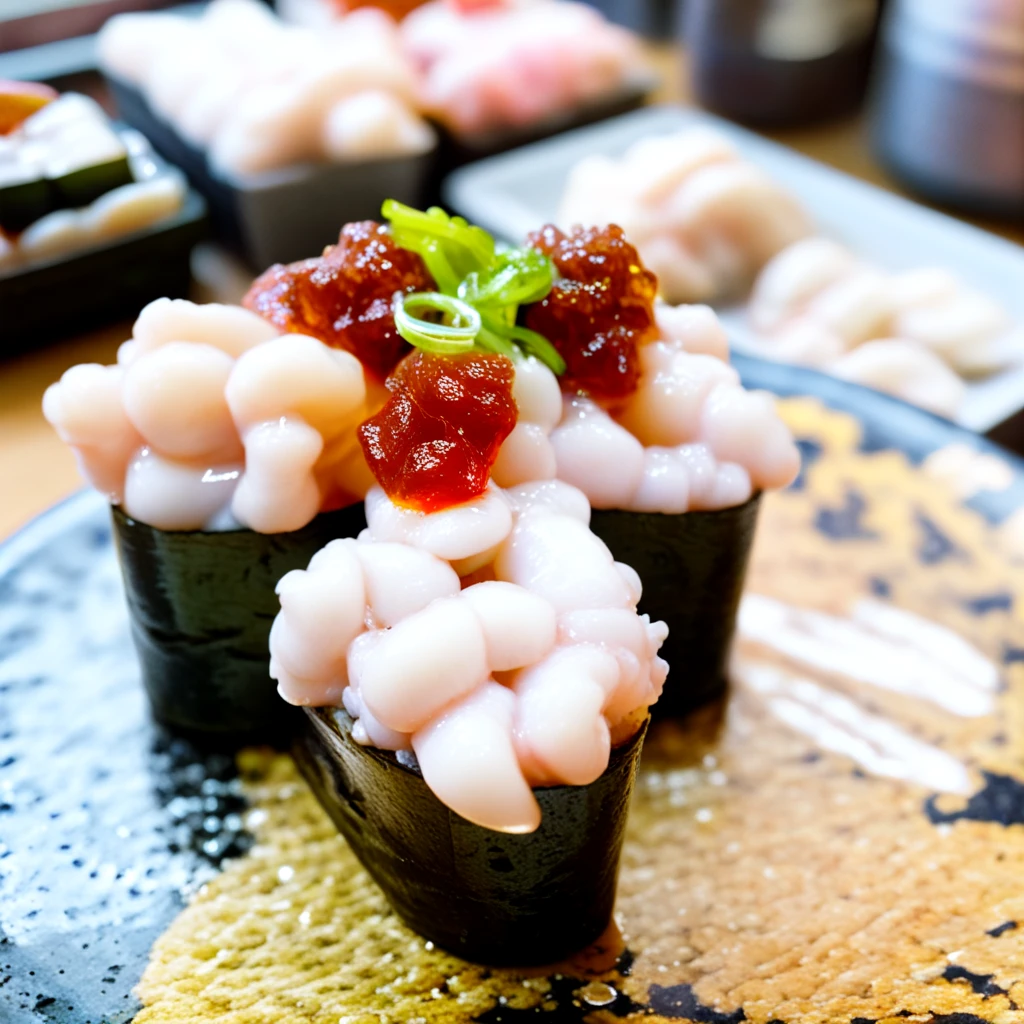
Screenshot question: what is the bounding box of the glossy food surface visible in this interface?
[524,223,657,401]
[244,221,434,382]
[359,349,518,512]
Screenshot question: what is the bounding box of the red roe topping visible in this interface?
[523,224,658,402]
[359,350,518,513]
[243,221,435,381]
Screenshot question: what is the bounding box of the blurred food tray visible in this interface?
[0,168,206,356]
[105,74,436,271]
[443,104,1024,443]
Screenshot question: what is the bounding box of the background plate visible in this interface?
[4,357,1024,1023]
[443,105,1024,438]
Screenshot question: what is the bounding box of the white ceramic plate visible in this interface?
[443,104,1024,436]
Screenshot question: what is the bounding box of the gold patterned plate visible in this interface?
[3,355,1024,1024]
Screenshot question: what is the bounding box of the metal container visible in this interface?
[683,0,880,126]
[871,0,1024,218]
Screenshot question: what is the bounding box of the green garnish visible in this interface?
[382,200,565,376]
[392,292,481,356]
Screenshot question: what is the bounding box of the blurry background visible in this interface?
[1,0,1022,538]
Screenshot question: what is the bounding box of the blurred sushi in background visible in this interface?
[0,84,186,271]
[558,126,812,305]
[400,0,651,143]
[745,237,1024,419]
[0,79,203,350]
[99,0,432,176]
[98,0,436,266]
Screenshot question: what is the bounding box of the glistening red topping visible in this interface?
[358,350,518,513]
[523,223,658,402]
[243,221,435,382]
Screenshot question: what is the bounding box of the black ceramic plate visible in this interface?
[4,356,1024,1024]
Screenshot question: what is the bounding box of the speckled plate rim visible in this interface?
[0,489,105,576]
[735,353,1024,524]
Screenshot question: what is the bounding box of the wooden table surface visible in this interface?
[2,46,1022,542]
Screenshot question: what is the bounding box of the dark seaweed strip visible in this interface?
[112,503,366,744]
[293,707,646,966]
[589,495,760,719]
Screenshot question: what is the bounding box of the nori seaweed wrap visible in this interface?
[294,706,646,966]
[589,494,762,718]
[112,503,366,742]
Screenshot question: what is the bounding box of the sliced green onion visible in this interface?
[391,228,461,295]
[489,248,555,307]
[383,200,494,273]
[381,200,564,374]
[475,324,519,360]
[459,252,554,309]
[506,323,567,376]
[395,292,481,355]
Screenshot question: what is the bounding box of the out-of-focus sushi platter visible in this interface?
[0,85,206,351]
[445,104,1024,441]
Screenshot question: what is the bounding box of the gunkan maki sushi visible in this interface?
[41,218,434,738]
[0,86,185,269]
[499,224,801,717]
[268,204,668,960]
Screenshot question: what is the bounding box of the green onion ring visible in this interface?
[394,292,481,355]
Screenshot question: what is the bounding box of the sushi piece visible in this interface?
[399,0,652,165]
[500,224,800,717]
[745,237,1024,417]
[0,90,186,270]
[557,127,812,304]
[0,90,133,230]
[264,202,667,961]
[98,1,436,267]
[283,488,662,963]
[42,280,407,738]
